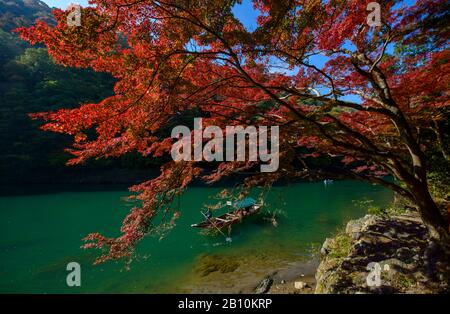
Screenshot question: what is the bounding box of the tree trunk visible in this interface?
[411,181,448,241]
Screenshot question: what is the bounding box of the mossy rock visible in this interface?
[328,233,352,260]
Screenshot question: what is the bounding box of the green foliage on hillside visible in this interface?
[0,1,162,184]
[0,26,119,182]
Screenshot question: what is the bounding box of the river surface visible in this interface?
[0,181,392,293]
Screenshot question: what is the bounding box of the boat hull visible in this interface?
[191,204,261,229]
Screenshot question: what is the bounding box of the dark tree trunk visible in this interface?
[411,181,448,241]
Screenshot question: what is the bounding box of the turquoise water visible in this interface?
[0,181,392,293]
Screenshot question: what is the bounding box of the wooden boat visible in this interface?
[191,198,262,229]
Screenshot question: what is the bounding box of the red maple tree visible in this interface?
[18,0,449,263]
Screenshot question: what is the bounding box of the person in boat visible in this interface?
[241,205,251,216]
[205,208,213,220]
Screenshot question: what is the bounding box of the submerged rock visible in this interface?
[194,254,240,277]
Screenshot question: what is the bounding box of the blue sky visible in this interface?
[42,0,89,9]
[231,0,259,31]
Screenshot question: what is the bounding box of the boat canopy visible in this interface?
[233,197,256,209]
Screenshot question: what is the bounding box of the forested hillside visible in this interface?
[0,0,52,31]
[0,0,158,185]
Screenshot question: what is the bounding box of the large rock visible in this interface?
[345,215,378,240]
[315,211,450,294]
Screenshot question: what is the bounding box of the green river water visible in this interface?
[0,181,392,293]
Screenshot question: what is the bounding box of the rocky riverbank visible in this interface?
[315,208,450,294]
